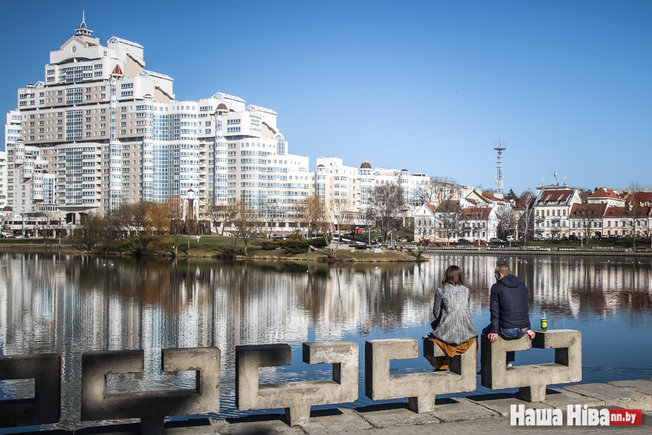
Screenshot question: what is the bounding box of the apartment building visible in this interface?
[533,186,582,239]
[570,190,652,239]
[4,18,310,232]
[0,151,6,209]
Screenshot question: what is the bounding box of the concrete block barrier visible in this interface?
[81,347,220,433]
[236,341,358,426]
[480,329,581,401]
[365,338,477,413]
[1,331,582,429]
[0,353,61,427]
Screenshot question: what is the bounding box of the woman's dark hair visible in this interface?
[442,265,463,286]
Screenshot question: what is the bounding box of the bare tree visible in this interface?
[71,214,105,251]
[414,176,460,206]
[332,200,353,247]
[106,202,150,255]
[33,210,62,245]
[302,195,328,239]
[626,185,647,249]
[436,200,463,246]
[144,202,170,236]
[229,200,263,255]
[573,202,603,244]
[369,183,406,242]
[516,190,536,246]
[360,205,375,245]
[495,205,513,240]
[0,213,9,236]
[206,203,231,236]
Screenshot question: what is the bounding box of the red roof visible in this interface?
[603,206,629,218]
[536,188,575,205]
[626,192,652,207]
[436,200,460,212]
[462,207,491,219]
[589,187,623,199]
[425,203,436,212]
[482,192,502,202]
[514,195,535,209]
[569,203,607,218]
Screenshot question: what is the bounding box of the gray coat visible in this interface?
[430,283,477,345]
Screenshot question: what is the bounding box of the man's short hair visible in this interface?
[495,264,511,276]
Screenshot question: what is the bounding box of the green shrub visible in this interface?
[260,238,327,254]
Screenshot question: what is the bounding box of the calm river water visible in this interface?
[1,251,651,426]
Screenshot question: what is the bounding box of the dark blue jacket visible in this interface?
[489,274,531,333]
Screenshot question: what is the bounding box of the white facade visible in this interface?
[413,204,437,242]
[533,186,582,239]
[4,19,311,230]
[315,157,360,223]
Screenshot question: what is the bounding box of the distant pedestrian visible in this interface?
[426,265,477,370]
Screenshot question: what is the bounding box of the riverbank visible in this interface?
[423,246,652,257]
[0,238,425,263]
[39,379,651,434]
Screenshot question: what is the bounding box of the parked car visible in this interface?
[458,238,471,244]
[397,238,408,242]
[506,235,515,242]
[489,238,505,244]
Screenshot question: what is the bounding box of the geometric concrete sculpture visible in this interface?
[236,341,358,426]
[480,330,582,402]
[365,338,477,413]
[0,353,61,428]
[81,348,220,433]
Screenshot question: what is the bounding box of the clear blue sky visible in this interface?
[2,0,651,194]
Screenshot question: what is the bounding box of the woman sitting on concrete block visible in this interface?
[425,265,477,370]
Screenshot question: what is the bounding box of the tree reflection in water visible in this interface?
[1,252,651,421]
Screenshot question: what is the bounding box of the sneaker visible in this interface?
[506,363,512,368]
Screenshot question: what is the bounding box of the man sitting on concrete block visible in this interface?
[481,263,535,367]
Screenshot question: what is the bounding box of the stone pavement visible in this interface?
[49,379,651,434]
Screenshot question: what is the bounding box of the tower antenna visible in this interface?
[493,141,506,194]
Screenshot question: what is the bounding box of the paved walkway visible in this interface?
[49,379,651,434]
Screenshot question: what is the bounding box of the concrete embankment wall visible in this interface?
[0,330,597,432]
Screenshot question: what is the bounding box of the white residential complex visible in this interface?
[2,18,472,236]
[3,19,311,229]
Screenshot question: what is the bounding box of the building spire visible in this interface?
[75,11,93,36]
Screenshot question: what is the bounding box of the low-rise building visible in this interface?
[534,186,582,239]
[569,203,607,239]
[413,203,437,242]
[460,207,497,242]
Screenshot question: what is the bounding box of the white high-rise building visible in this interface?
[4,18,310,230]
[315,158,434,219]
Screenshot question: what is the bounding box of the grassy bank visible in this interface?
[0,235,424,263]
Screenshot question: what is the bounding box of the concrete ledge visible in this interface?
[365,338,477,413]
[235,341,358,426]
[0,353,61,427]
[81,347,220,433]
[481,330,581,402]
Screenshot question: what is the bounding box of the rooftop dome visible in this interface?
[360,161,372,169]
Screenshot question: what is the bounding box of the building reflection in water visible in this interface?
[1,252,651,422]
